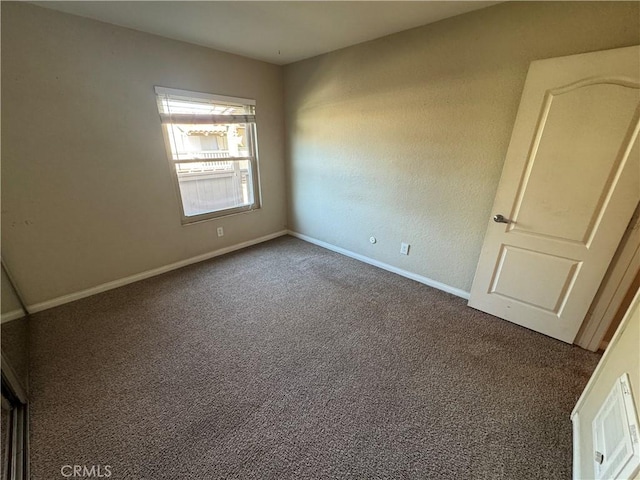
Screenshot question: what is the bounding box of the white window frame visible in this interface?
[155,86,261,224]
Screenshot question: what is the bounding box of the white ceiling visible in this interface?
[33,1,500,65]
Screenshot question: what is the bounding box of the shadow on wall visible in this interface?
[283,0,640,292]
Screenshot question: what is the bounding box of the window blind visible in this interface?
[155,86,256,125]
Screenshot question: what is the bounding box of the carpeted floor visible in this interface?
[28,235,600,479]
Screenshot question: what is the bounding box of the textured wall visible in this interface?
[284,1,640,292]
[1,3,286,305]
[1,268,22,316]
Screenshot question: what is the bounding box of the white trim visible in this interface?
[27,230,288,314]
[287,230,470,300]
[575,204,640,351]
[571,288,640,419]
[572,411,581,480]
[154,86,256,106]
[1,309,26,324]
[571,289,640,480]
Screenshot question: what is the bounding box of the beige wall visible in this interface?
[1,267,23,316]
[1,3,286,306]
[573,288,640,479]
[284,1,640,293]
[3,2,639,308]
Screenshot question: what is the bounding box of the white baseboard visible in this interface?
[24,229,468,315]
[1,309,26,324]
[287,230,470,300]
[27,230,288,314]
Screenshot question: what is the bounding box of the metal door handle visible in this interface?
[493,214,511,224]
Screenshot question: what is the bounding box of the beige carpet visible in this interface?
[28,235,600,479]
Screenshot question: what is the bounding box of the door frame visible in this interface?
[574,202,640,351]
[1,351,29,480]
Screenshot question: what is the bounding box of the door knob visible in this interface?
[493,214,511,224]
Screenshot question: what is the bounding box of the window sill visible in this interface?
[180,204,260,226]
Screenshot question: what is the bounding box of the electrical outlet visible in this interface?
[217,227,224,237]
[400,242,410,255]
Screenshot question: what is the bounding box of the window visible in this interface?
[155,86,260,223]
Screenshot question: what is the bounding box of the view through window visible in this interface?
[155,87,260,222]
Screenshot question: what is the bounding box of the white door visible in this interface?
[468,46,640,343]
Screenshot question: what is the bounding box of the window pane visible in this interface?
[176,160,254,217]
[155,87,259,221]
